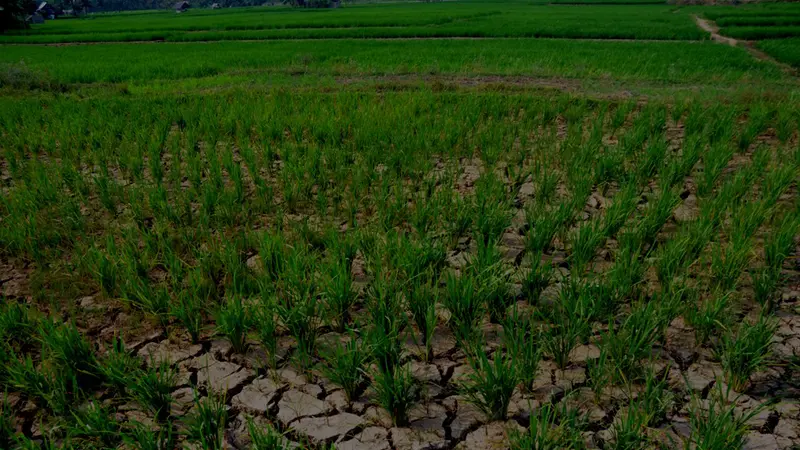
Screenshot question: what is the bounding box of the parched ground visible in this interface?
[1,90,799,449]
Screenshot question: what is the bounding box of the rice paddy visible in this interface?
[1,1,799,449]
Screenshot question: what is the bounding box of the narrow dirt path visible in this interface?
[693,15,797,76]
[693,15,737,46]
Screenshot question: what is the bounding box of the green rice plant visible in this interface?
[374,363,417,427]
[410,189,444,237]
[533,166,560,207]
[443,272,485,349]
[220,239,259,297]
[574,279,618,323]
[687,290,733,346]
[729,201,768,243]
[254,294,279,372]
[0,302,37,347]
[216,297,251,354]
[320,334,370,403]
[258,232,287,281]
[171,291,204,344]
[93,172,119,215]
[86,246,119,297]
[408,281,438,361]
[752,266,781,313]
[473,172,512,245]
[525,201,572,255]
[366,278,407,374]
[718,314,777,392]
[503,311,541,393]
[618,120,649,160]
[375,178,409,231]
[162,245,187,289]
[368,316,405,379]
[704,107,737,146]
[326,229,359,269]
[298,220,327,253]
[123,421,175,450]
[710,236,753,291]
[709,170,756,217]
[471,240,512,323]
[248,418,289,450]
[521,254,553,305]
[602,301,664,383]
[510,401,587,450]
[637,139,668,185]
[393,235,447,284]
[655,232,695,287]
[762,162,797,206]
[685,383,764,450]
[697,143,735,198]
[609,402,650,450]
[569,219,605,275]
[750,145,772,178]
[595,148,627,189]
[322,256,357,332]
[633,187,680,248]
[448,195,473,241]
[587,345,610,400]
[277,295,321,371]
[128,359,177,423]
[606,241,644,304]
[636,369,672,426]
[0,396,15,449]
[776,107,794,143]
[70,401,121,449]
[185,392,228,450]
[460,347,519,421]
[661,138,701,190]
[737,107,769,152]
[97,337,139,392]
[121,277,171,326]
[542,286,592,369]
[764,212,799,271]
[39,320,100,388]
[5,355,62,412]
[14,432,65,450]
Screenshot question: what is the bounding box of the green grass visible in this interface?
[715,16,800,28]
[698,3,800,21]
[759,38,800,68]
[1,4,704,43]
[696,3,800,41]
[720,26,800,40]
[9,4,496,35]
[0,39,782,85]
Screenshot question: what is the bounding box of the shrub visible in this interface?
[0,62,64,91]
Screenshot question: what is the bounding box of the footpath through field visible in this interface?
[693,14,797,76]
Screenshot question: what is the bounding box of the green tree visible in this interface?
[0,0,33,33]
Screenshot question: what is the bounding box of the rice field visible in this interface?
[759,38,800,69]
[0,38,783,84]
[1,1,800,450]
[1,3,706,43]
[694,2,800,66]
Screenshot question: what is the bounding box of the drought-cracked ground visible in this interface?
[2,100,799,448]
